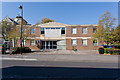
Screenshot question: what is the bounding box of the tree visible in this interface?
[41,18,54,24]
[92,11,116,46]
[0,21,15,41]
[113,25,120,45]
[12,25,31,47]
[0,21,30,47]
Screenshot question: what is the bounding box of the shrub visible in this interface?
[13,47,31,53]
[98,48,104,54]
[13,47,20,53]
[104,48,120,55]
[115,45,120,49]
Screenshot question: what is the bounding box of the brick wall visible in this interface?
[66,38,100,50]
[15,25,41,50]
[66,25,101,50]
[35,27,40,37]
[16,39,41,50]
[66,25,97,37]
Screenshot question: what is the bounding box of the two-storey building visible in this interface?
[2,16,101,50]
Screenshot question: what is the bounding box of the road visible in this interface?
[1,51,119,80]
[2,60,119,80]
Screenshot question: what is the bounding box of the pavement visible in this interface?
[1,50,118,63]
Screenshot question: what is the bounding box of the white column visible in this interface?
[45,41,46,49]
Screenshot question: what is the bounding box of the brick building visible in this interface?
[2,16,101,50]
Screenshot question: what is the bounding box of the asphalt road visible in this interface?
[2,60,120,80]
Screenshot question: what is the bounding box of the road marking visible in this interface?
[0,58,37,61]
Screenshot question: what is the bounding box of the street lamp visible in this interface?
[19,5,23,55]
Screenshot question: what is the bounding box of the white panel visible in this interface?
[57,40,66,49]
[45,29,61,38]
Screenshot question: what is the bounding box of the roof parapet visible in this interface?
[68,24,98,26]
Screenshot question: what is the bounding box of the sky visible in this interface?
[2,2,118,25]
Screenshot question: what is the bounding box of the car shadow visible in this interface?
[2,66,120,80]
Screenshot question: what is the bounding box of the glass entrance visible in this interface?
[41,41,57,49]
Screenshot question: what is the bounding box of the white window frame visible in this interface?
[22,40,26,46]
[31,28,35,34]
[40,28,45,34]
[72,39,77,45]
[72,28,77,34]
[82,39,87,46]
[82,28,87,34]
[61,27,66,34]
[30,39,35,46]
[93,40,98,46]
[93,27,97,33]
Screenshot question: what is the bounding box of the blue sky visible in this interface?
[2,2,118,25]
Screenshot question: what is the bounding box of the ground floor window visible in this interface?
[93,40,98,46]
[71,39,77,45]
[82,39,87,46]
[30,39,35,46]
[41,41,57,49]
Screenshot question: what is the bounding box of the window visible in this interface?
[93,40,98,46]
[93,27,97,33]
[51,28,55,29]
[56,27,60,29]
[61,27,65,34]
[40,28,44,34]
[46,28,50,29]
[31,28,35,34]
[72,28,77,34]
[72,39,77,45]
[82,39,87,46]
[30,39,35,46]
[82,28,87,34]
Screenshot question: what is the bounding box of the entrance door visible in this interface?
[41,41,57,49]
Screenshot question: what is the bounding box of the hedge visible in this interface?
[104,48,120,55]
[13,47,31,53]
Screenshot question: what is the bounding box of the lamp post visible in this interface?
[19,5,23,55]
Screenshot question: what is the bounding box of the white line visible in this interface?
[0,58,37,61]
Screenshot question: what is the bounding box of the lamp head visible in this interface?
[19,5,23,9]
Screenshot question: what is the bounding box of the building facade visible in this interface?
[2,16,101,50]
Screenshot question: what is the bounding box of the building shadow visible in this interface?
[2,66,120,80]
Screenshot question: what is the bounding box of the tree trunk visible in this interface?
[107,41,109,48]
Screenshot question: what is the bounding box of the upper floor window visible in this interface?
[56,27,60,29]
[72,39,77,45]
[30,39,35,46]
[51,28,55,29]
[46,28,50,29]
[31,28,35,34]
[40,28,45,34]
[93,40,98,46]
[72,28,77,34]
[82,39,87,46]
[93,27,97,33]
[82,28,87,34]
[61,27,65,34]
